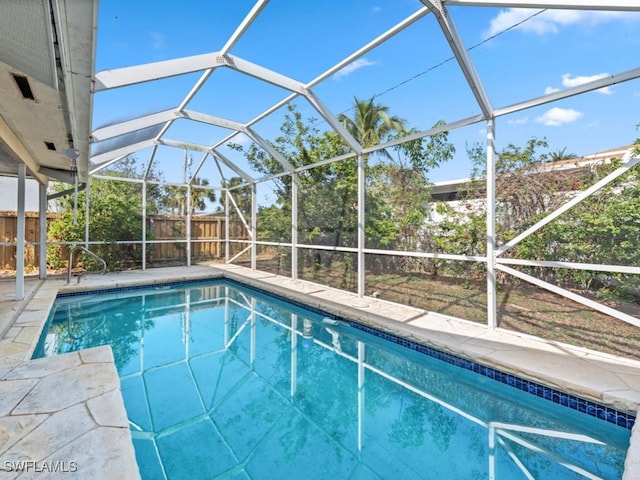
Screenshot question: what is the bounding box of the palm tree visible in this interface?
[338,96,405,154]
[163,177,216,215]
[550,147,578,162]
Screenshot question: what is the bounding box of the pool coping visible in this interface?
[1,264,640,478]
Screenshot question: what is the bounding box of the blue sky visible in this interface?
[92,1,640,188]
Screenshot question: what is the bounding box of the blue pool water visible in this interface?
[34,279,632,480]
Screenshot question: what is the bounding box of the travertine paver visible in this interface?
[0,379,38,417]
[624,408,640,480]
[0,347,139,479]
[87,390,130,428]
[0,414,48,453]
[4,353,82,380]
[13,363,118,414]
[2,403,95,463]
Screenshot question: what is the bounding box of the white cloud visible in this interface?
[535,107,582,126]
[372,6,382,14]
[561,73,612,94]
[226,132,252,147]
[545,73,612,96]
[507,117,528,125]
[333,58,376,79]
[150,32,166,50]
[485,9,639,38]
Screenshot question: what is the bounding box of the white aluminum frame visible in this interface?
[83,0,640,333]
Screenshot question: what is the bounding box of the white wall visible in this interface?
[0,177,41,212]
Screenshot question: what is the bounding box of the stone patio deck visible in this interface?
[0,264,639,478]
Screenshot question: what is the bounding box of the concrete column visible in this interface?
[39,182,47,279]
[16,164,26,300]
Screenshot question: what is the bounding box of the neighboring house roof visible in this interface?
[430,145,635,201]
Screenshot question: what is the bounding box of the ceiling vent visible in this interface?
[12,73,35,100]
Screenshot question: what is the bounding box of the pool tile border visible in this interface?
[53,276,636,431]
[350,322,636,430]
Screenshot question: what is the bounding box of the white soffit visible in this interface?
[0,0,97,183]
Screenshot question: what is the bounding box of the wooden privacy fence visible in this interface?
[0,212,248,270]
[0,211,51,270]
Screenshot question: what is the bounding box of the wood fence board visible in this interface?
[1,214,243,270]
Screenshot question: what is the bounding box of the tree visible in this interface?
[48,156,162,270]
[233,100,454,286]
[162,177,217,215]
[369,123,455,252]
[338,96,405,153]
[550,147,578,161]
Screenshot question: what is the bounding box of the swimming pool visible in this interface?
[34,279,633,479]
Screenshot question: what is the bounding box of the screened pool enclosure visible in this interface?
[2,1,640,353]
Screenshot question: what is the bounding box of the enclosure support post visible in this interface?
[39,183,47,279]
[291,173,298,280]
[486,118,497,329]
[142,181,147,270]
[186,185,192,267]
[251,182,257,271]
[225,189,230,263]
[357,153,365,297]
[84,181,90,249]
[16,164,26,300]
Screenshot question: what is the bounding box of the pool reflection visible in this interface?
[37,281,630,480]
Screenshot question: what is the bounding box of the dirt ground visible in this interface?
[363,272,640,361]
[263,259,640,362]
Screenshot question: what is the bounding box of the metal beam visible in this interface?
[90,138,156,166]
[245,127,295,172]
[143,145,158,181]
[495,67,640,118]
[210,149,254,184]
[496,258,640,275]
[363,113,485,155]
[497,153,640,256]
[90,155,127,175]
[223,54,307,94]
[357,154,365,296]
[217,5,433,142]
[189,152,210,185]
[181,110,247,131]
[92,109,178,141]
[158,138,212,153]
[150,2,269,148]
[443,0,640,10]
[221,0,269,55]
[304,90,363,154]
[486,118,497,329]
[497,264,640,329]
[94,52,226,91]
[421,0,493,119]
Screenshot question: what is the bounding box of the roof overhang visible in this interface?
[0,0,97,184]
